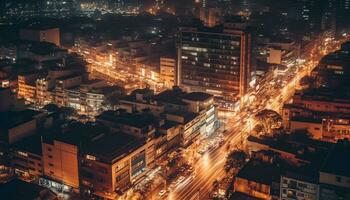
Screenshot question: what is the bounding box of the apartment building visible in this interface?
[80,133,149,199]
[280,169,319,200]
[18,73,41,103]
[36,68,77,105]
[53,74,82,107]
[120,88,164,117]
[120,87,219,146]
[233,154,282,200]
[97,109,182,166]
[11,135,44,180]
[137,59,162,92]
[156,89,218,142]
[282,88,350,141]
[0,109,54,175]
[160,55,176,89]
[40,123,106,192]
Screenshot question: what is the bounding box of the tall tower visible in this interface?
[299,0,323,35]
[178,23,252,102]
[321,0,337,37]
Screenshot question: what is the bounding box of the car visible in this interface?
[159,190,166,197]
[198,147,207,155]
[189,174,196,180]
[168,182,176,190]
[177,176,185,184]
[180,166,186,172]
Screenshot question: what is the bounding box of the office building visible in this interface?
[120,87,219,146]
[282,87,350,142]
[160,56,177,89]
[178,22,252,102]
[11,135,44,180]
[80,133,149,199]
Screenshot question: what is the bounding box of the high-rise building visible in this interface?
[298,0,350,38]
[298,0,323,36]
[178,22,252,102]
[335,0,350,36]
[321,0,337,37]
[3,0,76,19]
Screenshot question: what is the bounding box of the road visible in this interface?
[166,37,344,200]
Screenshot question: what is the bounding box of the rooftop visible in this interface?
[28,42,66,56]
[0,109,42,130]
[155,88,188,106]
[0,179,57,200]
[295,88,350,104]
[90,86,123,95]
[42,122,107,146]
[230,192,263,200]
[121,88,154,103]
[160,120,179,130]
[282,164,319,184]
[167,111,198,124]
[56,74,81,81]
[321,140,350,177]
[97,110,158,129]
[84,132,146,164]
[183,92,212,102]
[247,133,332,165]
[82,79,105,85]
[12,135,42,156]
[290,116,323,124]
[236,159,282,185]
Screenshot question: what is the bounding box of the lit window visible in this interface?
[18,151,28,157]
[86,154,96,161]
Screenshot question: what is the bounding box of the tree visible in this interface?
[299,75,315,88]
[212,180,220,191]
[103,86,125,109]
[43,104,78,120]
[254,109,282,136]
[224,150,247,174]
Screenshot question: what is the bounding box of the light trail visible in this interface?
[167,37,344,200]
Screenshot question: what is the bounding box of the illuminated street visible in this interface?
[165,36,345,200]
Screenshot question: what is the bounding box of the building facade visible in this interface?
[160,56,177,89]
[178,23,251,102]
